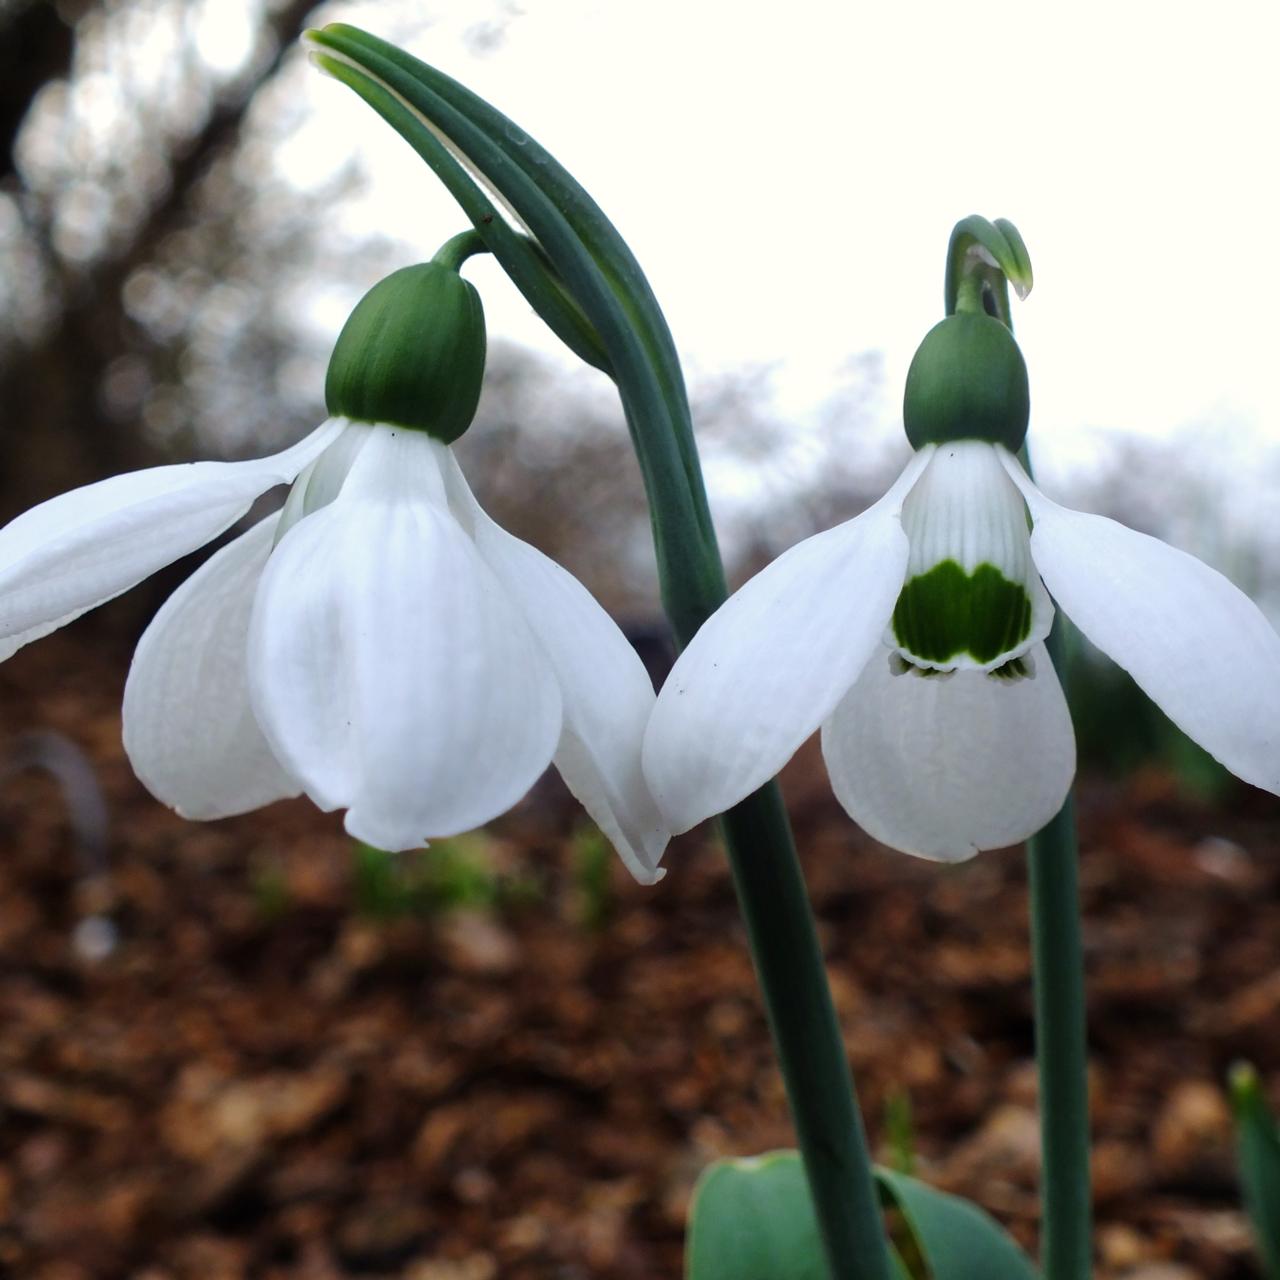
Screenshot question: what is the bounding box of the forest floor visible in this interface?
[1,628,1278,1280]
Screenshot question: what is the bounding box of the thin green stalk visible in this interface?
[990,235,1090,1278]
[1027,619,1092,1280]
[722,787,891,1280]
[432,229,489,270]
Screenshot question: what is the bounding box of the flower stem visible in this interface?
[1027,619,1093,1279]
[721,786,893,1280]
[432,229,490,271]
[953,271,988,318]
[307,33,897,1270]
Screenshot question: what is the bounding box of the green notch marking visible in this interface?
[892,560,1032,666]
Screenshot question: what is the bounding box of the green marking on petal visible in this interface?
[892,559,1033,666]
[990,655,1033,681]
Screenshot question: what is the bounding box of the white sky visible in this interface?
[275,0,1280,504]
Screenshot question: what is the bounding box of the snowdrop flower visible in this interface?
[0,260,667,881]
[643,310,1280,861]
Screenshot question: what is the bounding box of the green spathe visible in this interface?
[903,313,1029,452]
[892,559,1033,667]
[325,262,486,442]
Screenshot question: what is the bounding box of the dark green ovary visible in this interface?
[892,559,1033,666]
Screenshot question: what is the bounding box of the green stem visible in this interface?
[432,229,489,270]
[722,787,892,1280]
[1020,417,1092,1278]
[952,271,988,318]
[1028,622,1093,1280]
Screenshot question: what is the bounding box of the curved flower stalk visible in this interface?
[0,257,667,882]
[644,315,1280,861]
[296,30,899,1277]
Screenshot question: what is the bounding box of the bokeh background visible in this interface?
[2,1,1279,1277]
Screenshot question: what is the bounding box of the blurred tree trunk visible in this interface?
[1,1,77,177]
[0,0,317,522]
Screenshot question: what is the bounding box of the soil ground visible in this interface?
[2,628,1278,1279]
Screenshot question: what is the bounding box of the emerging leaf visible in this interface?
[877,1167,1039,1279]
[1231,1062,1280,1278]
[685,1152,1038,1280]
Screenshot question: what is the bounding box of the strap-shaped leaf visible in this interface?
[687,1153,913,1280]
[687,1152,828,1280]
[877,1167,1039,1279]
[312,26,688,417]
[307,23,725,642]
[308,52,609,375]
[686,1152,1036,1280]
[1232,1063,1280,1277]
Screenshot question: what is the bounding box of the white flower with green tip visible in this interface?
[643,311,1280,860]
[0,262,667,882]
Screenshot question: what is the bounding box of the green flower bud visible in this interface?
[325,262,486,443]
[902,312,1029,453]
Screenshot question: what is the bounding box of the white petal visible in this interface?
[999,448,1280,794]
[821,642,1075,861]
[0,419,344,657]
[123,515,300,818]
[437,448,667,884]
[275,422,377,539]
[248,426,564,851]
[895,440,1053,671]
[642,449,934,833]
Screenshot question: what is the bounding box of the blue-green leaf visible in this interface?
[306,49,609,376]
[686,1153,829,1280]
[876,1167,1039,1280]
[1231,1063,1280,1277]
[686,1152,1034,1280]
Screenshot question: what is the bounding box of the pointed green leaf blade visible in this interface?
[686,1153,1031,1280]
[311,23,688,405]
[307,50,611,375]
[1231,1063,1280,1277]
[687,1153,830,1280]
[875,1167,1039,1280]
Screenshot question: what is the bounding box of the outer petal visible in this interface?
[999,449,1280,795]
[438,448,667,884]
[821,642,1075,861]
[248,427,563,851]
[641,449,934,833]
[122,515,300,818]
[0,419,344,660]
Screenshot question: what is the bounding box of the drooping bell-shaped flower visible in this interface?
[0,254,668,881]
[643,310,1280,861]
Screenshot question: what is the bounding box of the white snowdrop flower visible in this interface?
[643,312,1280,861]
[0,261,667,881]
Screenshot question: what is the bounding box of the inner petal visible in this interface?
[891,440,1052,672]
[274,421,377,544]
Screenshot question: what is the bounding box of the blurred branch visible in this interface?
[0,0,78,178]
[67,0,318,293]
[0,0,318,519]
